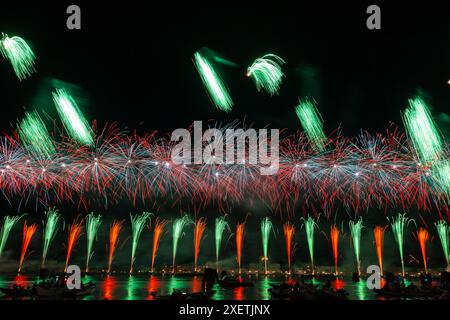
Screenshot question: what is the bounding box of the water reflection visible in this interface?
[102,275,116,300]
[147,275,160,300]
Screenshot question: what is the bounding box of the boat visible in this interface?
[32,279,96,299]
[0,285,32,299]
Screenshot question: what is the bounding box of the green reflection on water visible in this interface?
[356,280,367,300]
[167,276,184,295]
[127,275,137,300]
[260,277,271,300]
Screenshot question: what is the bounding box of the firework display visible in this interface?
[151,218,169,273]
[107,220,123,273]
[193,51,233,112]
[389,213,415,277]
[85,213,102,272]
[260,217,274,275]
[193,218,207,271]
[215,215,230,271]
[52,88,94,146]
[129,212,152,273]
[0,7,449,306]
[64,219,83,272]
[373,226,386,276]
[41,208,61,268]
[17,222,37,272]
[295,99,326,152]
[0,33,36,80]
[0,215,23,257]
[172,215,192,273]
[247,54,285,95]
[349,218,363,274]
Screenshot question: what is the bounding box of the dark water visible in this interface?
[0,274,398,300]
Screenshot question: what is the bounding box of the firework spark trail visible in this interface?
[215,215,230,271]
[373,226,386,276]
[193,218,207,272]
[65,219,83,272]
[330,225,340,275]
[172,215,192,274]
[108,220,123,273]
[17,111,55,158]
[389,213,415,277]
[0,121,448,213]
[129,212,152,273]
[247,54,285,95]
[417,227,430,274]
[301,216,318,274]
[283,222,295,275]
[18,222,37,273]
[0,215,23,257]
[85,213,102,272]
[0,33,36,80]
[295,99,326,152]
[41,208,61,268]
[349,218,363,274]
[151,218,169,273]
[261,217,274,275]
[236,221,245,275]
[193,52,233,112]
[52,88,93,145]
[402,97,444,163]
[435,220,450,269]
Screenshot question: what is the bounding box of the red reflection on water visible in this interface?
[191,276,202,293]
[147,276,160,300]
[102,275,116,300]
[233,287,245,300]
[333,278,345,290]
[14,274,29,287]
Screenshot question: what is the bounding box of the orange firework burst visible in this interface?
[373,226,386,276]
[283,222,295,275]
[330,225,340,275]
[236,221,245,275]
[108,220,123,273]
[417,228,429,274]
[18,222,37,273]
[151,218,169,273]
[65,218,83,272]
[193,218,207,272]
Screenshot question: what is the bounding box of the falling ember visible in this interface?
[295,98,326,152]
[373,226,386,276]
[301,216,318,274]
[42,208,61,269]
[129,212,152,274]
[236,222,245,275]
[389,213,415,277]
[349,218,364,275]
[193,51,233,112]
[108,220,123,274]
[52,88,94,145]
[215,216,230,271]
[85,213,102,273]
[417,228,430,274]
[0,33,36,80]
[151,218,169,273]
[18,222,37,273]
[172,215,192,274]
[247,54,285,95]
[435,220,450,269]
[283,222,295,275]
[330,225,340,275]
[193,218,207,272]
[0,215,23,257]
[261,217,274,275]
[65,219,83,272]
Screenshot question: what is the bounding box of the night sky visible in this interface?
[0,2,449,270]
